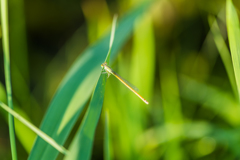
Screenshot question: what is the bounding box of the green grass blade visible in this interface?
[226,0,240,101]
[114,13,155,159]
[64,72,107,160]
[1,0,17,159]
[104,109,112,160]
[64,15,117,160]
[28,2,151,160]
[130,13,155,103]
[0,82,35,153]
[208,15,238,99]
[0,101,68,154]
[105,14,118,64]
[160,68,184,160]
[9,0,29,80]
[9,0,30,114]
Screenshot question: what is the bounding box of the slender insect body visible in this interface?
[101,62,149,105]
[103,66,113,74]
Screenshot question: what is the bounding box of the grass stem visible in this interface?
[1,0,18,159]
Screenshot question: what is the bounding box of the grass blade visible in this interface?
[0,101,68,155]
[105,14,118,64]
[64,15,117,160]
[104,109,112,160]
[0,83,35,153]
[160,68,184,159]
[28,2,151,160]
[1,0,17,159]
[208,15,238,99]
[64,72,107,160]
[226,0,240,101]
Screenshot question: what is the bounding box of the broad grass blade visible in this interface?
[64,14,117,160]
[64,72,107,160]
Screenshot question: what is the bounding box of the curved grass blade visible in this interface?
[64,14,117,160]
[64,72,107,160]
[28,2,152,160]
[208,15,237,99]
[1,0,17,159]
[105,14,118,64]
[0,83,35,153]
[226,0,240,101]
[0,101,68,155]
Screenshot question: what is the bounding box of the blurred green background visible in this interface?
[1,0,240,159]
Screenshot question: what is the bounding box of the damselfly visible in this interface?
[101,62,149,104]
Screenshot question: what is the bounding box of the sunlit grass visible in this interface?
[2,0,240,159]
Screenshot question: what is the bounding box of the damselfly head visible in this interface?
[101,62,107,68]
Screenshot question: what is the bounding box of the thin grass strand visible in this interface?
[0,101,69,155]
[1,0,18,159]
[105,14,118,63]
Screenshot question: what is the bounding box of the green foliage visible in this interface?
[2,0,240,159]
[28,2,151,160]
